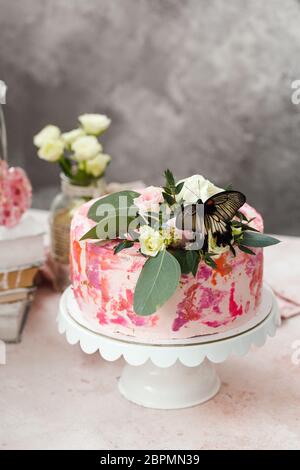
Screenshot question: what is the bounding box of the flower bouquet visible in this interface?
[33,113,112,290]
[81,170,280,316]
[34,113,111,185]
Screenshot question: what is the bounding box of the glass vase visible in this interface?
[49,174,106,291]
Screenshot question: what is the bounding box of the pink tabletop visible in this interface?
[0,233,299,450]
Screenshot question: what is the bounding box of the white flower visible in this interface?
[206,180,224,198]
[85,153,111,177]
[139,226,165,257]
[71,135,102,161]
[208,232,230,256]
[176,174,223,203]
[61,128,85,146]
[34,125,61,148]
[37,139,64,162]
[78,114,111,135]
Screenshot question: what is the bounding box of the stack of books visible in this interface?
[0,212,45,342]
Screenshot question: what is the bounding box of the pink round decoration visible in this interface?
[0,160,32,227]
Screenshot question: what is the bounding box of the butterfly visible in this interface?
[175,190,246,250]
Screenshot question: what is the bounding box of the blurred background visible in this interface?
[1,0,300,234]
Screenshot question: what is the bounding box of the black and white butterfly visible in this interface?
[175,191,246,250]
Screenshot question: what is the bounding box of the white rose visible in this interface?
[61,128,85,146]
[34,125,61,148]
[206,180,224,198]
[139,226,165,257]
[85,153,111,177]
[176,174,223,203]
[71,135,102,161]
[37,139,64,162]
[78,114,111,135]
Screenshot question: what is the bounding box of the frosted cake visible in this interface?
[69,173,278,342]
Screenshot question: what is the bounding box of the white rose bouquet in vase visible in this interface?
[33,114,112,290]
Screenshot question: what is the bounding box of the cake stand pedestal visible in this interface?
[57,284,279,409]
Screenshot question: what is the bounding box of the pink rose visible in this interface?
[0,160,32,227]
[133,186,163,214]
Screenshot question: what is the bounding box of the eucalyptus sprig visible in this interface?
[231,211,280,254]
[162,169,184,206]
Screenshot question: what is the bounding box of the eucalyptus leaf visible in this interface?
[88,190,140,222]
[80,225,98,240]
[80,210,134,240]
[114,240,134,254]
[168,249,190,274]
[134,250,181,316]
[186,250,200,277]
[242,231,280,248]
[238,244,256,255]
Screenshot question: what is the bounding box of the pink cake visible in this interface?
[70,200,264,342]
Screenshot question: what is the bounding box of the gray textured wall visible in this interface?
[1,0,300,234]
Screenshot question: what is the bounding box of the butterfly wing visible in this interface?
[204,191,246,237]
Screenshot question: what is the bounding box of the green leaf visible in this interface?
[236,210,248,222]
[88,190,140,222]
[168,249,200,276]
[230,244,236,256]
[238,244,256,255]
[175,181,184,194]
[80,225,98,240]
[204,255,217,269]
[162,192,175,206]
[168,249,190,274]
[59,156,72,179]
[81,211,134,241]
[241,225,259,233]
[225,183,233,191]
[134,250,181,316]
[163,186,172,194]
[186,250,200,277]
[241,231,281,248]
[231,221,259,232]
[164,169,175,189]
[114,240,134,254]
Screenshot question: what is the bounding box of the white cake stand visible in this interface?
[57,283,279,409]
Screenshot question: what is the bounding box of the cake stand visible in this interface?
[57,283,279,409]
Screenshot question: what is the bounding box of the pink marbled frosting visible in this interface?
[70,200,264,341]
